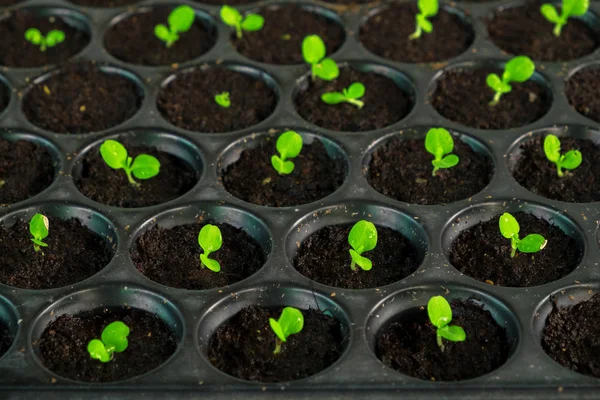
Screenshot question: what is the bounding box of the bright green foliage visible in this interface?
[409,0,439,40]
[302,35,339,81]
[424,128,459,176]
[543,134,582,178]
[427,296,466,352]
[154,5,196,48]
[198,224,222,273]
[220,5,264,39]
[25,28,65,52]
[540,0,589,37]
[271,131,303,175]
[87,321,130,363]
[30,213,49,252]
[100,140,161,187]
[321,82,365,109]
[215,92,231,108]
[499,212,547,258]
[486,56,535,106]
[348,220,378,271]
[269,307,304,355]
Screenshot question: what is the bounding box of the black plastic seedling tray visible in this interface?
[0,0,599,398]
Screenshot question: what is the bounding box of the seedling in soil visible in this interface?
[269,307,304,355]
[220,5,264,39]
[215,92,231,108]
[409,0,439,40]
[30,213,49,252]
[100,140,161,187]
[0,180,5,188]
[24,29,65,52]
[348,220,378,271]
[544,134,582,178]
[427,296,466,352]
[154,5,196,48]
[486,56,535,106]
[87,321,130,363]
[425,127,459,177]
[271,130,303,175]
[302,35,339,82]
[540,0,589,37]
[198,224,222,273]
[321,82,366,109]
[499,212,547,258]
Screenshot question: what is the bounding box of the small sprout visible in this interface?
[409,0,439,40]
[486,56,535,106]
[427,296,466,352]
[30,213,49,252]
[540,0,589,37]
[499,212,547,258]
[25,28,65,52]
[215,92,231,108]
[0,180,5,188]
[198,224,222,273]
[100,140,161,187]
[302,35,339,82]
[220,5,264,39]
[87,321,130,363]
[271,130,303,175]
[321,82,365,109]
[268,307,304,355]
[544,134,582,178]
[425,127,459,177]
[154,5,196,48]
[348,220,378,271]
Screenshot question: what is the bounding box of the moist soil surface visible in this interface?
[0,320,14,358]
[566,66,600,123]
[0,0,24,6]
[75,143,197,208]
[157,67,276,133]
[104,6,215,66]
[0,138,55,205]
[296,67,412,132]
[294,224,420,289]
[449,212,581,287]
[487,3,597,62]
[377,298,510,381]
[37,308,177,383]
[0,216,113,289]
[542,293,600,378]
[0,10,89,68]
[23,63,141,134]
[367,137,493,205]
[431,67,549,130]
[208,306,344,382]
[512,135,600,203]
[359,2,472,63]
[232,5,344,65]
[68,0,140,8]
[222,136,345,207]
[131,222,265,290]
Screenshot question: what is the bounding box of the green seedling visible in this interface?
[198,224,222,273]
[271,130,303,175]
[427,296,466,352]
[269,307,304,355]
[87,321,130,363]
[486,56,535,106]
[215,92,231,108]
[220,5,264,39]
[154,5,196,48]
[409,0,439,40]
[544,134,582,178]
[24,28,65,52]
[425,127,459,176]
[348,220,378,271]
[30,213,49,252]
[302,35,339,81]
[499,212,547,258]
[0,180,5,188]
[321,82,365,109]
[100,140,161,187]
[541,0,589,37]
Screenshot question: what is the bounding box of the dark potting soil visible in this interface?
[566,66,600,123]
[487,3,597,62]
[449,212,581,287]
[231,5,344,65]
[296,67,412,132]
[359,2,472,63]
[512,135,600,203]
[0,216,113,289]
[0,80,8,114]
[68,0,140,7]
[157,67,276,133]
[37,308,177,383]
[0,138,55,205]
[367,137,493,205]
[131,222,265,290]
[104,6,215,66]
[194,0,255,4]
[294,224,420,289]
[542,293,600,378]
[0,0,23,6]
[208,306,344,382]
[431,67,549,130]
[221,136,346,207]
[377,298,510,381]
[23,63,142,134]
[0,320,14,358]
[0,10,89,68]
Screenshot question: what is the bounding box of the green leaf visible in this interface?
[486,73,512,93]
[269,318,286,342]
[561,150,582,170]
[101,321,130,353]
[427,296,452,329]
[499,212,520,239]
[276,130,303,160]
[45,30,65,47]
[540,4,561,22]
[349,249,372,271]
[274,307,304,341]
[30,213,49,241]
[348,220,378,255]
[418,0,439,17]
[504,56,535,83]
[131,154,160,180]
[438,325,466,342]
[25,28,42,45]
[198,224,223,254]
[100,140,128,170]
[154,24,171,41]
[241,14,264,31]
[302,35,326,64]
[563,0,589,16]
[271,155,294,175]
[345,82,365,99]
[544,134,561,163]
[432,154,459,169]
[321,92,346,105]
[169,5,195,33]
[200,253,221,272]
[425,128,454,157]
[87,339,111,363]
[220,5,242,27]
[518,234,547,253]
[417,14,433,33]
[315,58,339,81]
[215,91,231,108]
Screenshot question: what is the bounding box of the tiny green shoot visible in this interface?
[30,213,49,252]
[499,212,547,258]
[348,220,378,271]
[427,296,466,352]
[302,35,339,81]
[486,56,535,106]
[543,134,582,178]
[321,82,365,109]
[25,28,65,52]
[425,127,459,177]
[215,92,231,108]
[87,321,130,363]
[220,5,264,39]
[271,130,303,175]
[100,140,161,187]
[269,307,304,355]
[0,180,5,188]
[540,0,589,37]
[198,224,222,273]
[409,0,439,40]
[154,5,196,48]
